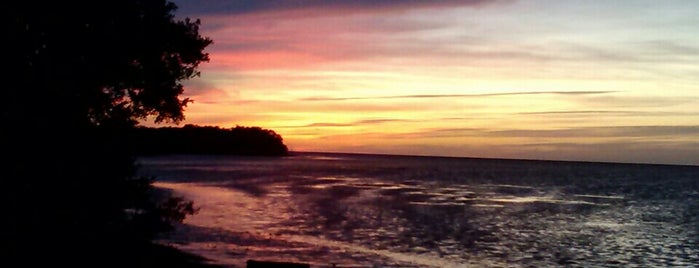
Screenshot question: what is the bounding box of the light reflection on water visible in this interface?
[141,153,699,267]
[156,181,478,267]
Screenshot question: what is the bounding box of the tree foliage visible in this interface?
[4,1,212,265]
[8,1,211,127]
[130,124,289,156]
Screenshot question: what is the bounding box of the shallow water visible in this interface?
[138,153,699,267]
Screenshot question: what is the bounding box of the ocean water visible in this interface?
[136,152,699,267]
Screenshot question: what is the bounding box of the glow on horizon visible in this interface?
[150,0,699,165]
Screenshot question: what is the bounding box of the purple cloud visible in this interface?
[172,0,504,16]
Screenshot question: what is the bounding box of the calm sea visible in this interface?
[136,152,699,267]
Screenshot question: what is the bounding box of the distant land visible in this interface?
[128,124,289,156]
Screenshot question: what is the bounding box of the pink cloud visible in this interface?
[174,0,505,17]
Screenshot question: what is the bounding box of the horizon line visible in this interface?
[287,150,699,168]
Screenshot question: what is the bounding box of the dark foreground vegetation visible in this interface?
[4,1,222,266]
[130,124,289,156]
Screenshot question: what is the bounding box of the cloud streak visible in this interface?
[487,125,699,138]
[517,110,699,117]
[278,118,413,128]
[337,125,699,141]
[174,0,502,16]
[300,91,614,101]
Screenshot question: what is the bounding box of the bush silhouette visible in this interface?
[5,1,212,265]
[130,124,289,156]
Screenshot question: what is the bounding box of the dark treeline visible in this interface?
[130,124,289,156]
[5,1,218,266]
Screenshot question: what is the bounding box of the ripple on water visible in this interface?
[153,169,699,268]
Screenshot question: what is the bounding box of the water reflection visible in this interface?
[143,154,699,267]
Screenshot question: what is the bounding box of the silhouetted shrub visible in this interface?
[4,0,212,265]
[129,124,289,156]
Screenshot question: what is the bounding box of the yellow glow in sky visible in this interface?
[152,0,699,165]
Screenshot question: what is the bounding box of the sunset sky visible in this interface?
[156,0,699,165]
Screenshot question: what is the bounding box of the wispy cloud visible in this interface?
[305,122,353,127]
[488,125,699,138]
[578,95,694,109]
[278,118,412,128]
[518,110,699,117]
[300,91,614,101]
[370,125,699,140]
[174,0,504,16]
[517,110,624,115]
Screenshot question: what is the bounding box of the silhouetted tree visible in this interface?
[129,124,289,156]
[4,1,211,265]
